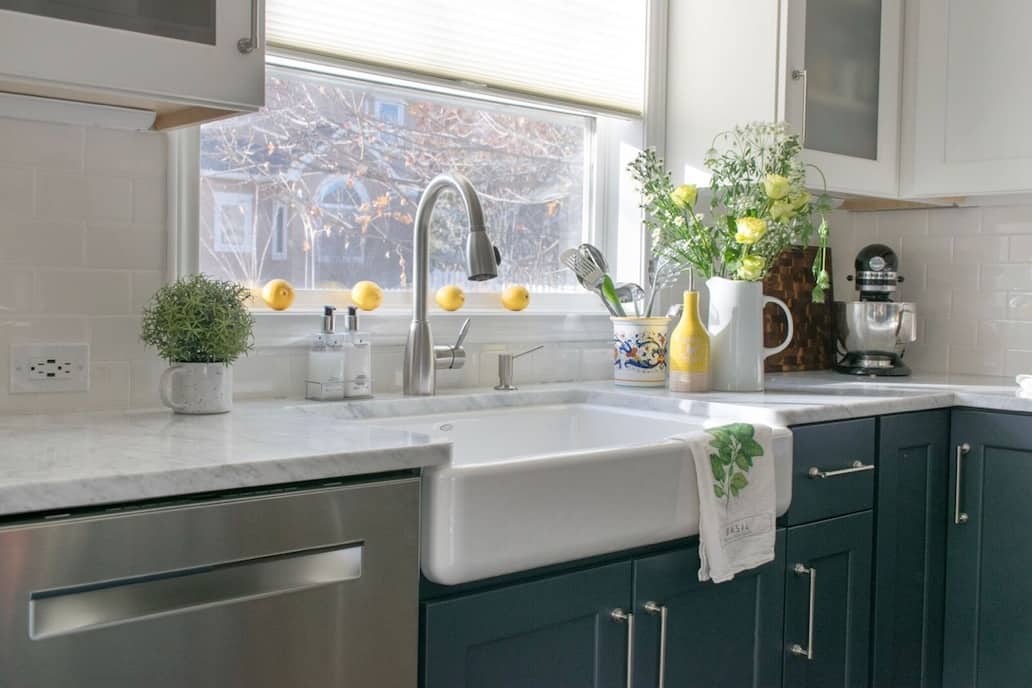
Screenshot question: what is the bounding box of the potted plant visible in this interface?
[628,121,831,392]
[141,274,254,414]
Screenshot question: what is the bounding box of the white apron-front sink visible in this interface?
[359,400,792,585]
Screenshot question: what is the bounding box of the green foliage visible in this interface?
[707,423,766,504]
[140,274,255,364]
[628,121,834,301]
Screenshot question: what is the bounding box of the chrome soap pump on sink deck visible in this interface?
[403,173,501,396]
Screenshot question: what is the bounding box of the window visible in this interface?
[211,191,254,253]
[270,205,288,260]
[199,64,594,295]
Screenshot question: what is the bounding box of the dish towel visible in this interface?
[671,423,776,583]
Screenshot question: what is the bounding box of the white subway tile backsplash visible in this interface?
[0,118,83,170]
[928,207,981,235]
[903,235,953,264]
[131,270,165,311]
[926,317,977,347]
[952,290,1006,322]
[927,263,978,291]
[85,128,165,178]
[0,165,35,217]
[37,172,133,222]
[0,269,35,313]
[877,210,927,239]
[1008,234,1032,261]
[955,235,1008,263]
[980,263,1032,291]
[948,345,1004,376]
[88,316,147,361]
[132,177,165,224]
[981,205,1032,234]
[86,224,165,270]
[1004,349,1032,377]
[35,268,131,315]
[1007,292,1032,321]
[0,220,83,267]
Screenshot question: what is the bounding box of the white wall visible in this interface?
[0,118,613,414]
[830,205,1032,376]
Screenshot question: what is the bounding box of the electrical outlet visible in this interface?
[10,343,90,394]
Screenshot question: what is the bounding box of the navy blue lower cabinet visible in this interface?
[632,530,786,688]
[944,410,1032,688]
[421,561,632,688]
[783,511,873,688]
[871,410,949,688]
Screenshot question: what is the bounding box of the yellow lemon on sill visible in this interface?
[501,285,530,311]
[350,280,383,311]
[261,279,295,311]
[435,285,465,311]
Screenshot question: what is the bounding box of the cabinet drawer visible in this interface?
[785,418,876,525]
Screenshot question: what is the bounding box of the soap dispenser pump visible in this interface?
[305,305,372,400]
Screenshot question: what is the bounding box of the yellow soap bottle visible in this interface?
[669,290,711,392]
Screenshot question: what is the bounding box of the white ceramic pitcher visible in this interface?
[706,277,794,392]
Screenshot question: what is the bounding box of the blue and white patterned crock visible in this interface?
[611,316,670,387]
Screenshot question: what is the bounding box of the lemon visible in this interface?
[261,279,295,311]
[501,285,530,311]
[435,285,465,311]
[351,280,383,311]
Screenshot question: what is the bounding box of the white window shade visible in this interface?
[265,0,648,116]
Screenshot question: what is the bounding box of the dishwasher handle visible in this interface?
[30,543,363,639]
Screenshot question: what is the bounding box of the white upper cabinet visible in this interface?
[665,0,902,198]
[0,0,264,129]
[901,0,1032,197]
[784,0,903,198]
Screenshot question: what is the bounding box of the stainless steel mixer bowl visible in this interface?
[834,301,917,354]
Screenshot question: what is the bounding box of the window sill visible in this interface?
[251,308,615,349]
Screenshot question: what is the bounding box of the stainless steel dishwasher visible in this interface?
[0,475,419,687]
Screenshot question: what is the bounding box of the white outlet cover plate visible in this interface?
[10,343,90,393]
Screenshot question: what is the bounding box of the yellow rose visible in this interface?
[789,191,811,210]
[670,184,698,209]
[770,200,795,223]
[735,216,767,245]
[737,255,767,281]
[763,174,790,200]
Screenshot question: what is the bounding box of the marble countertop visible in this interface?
[0,402,450,518]
[1,371,1028,519]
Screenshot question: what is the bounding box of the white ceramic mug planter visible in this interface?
[611,316,670,387]
[160,362,233,414]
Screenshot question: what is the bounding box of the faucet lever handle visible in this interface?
[453,318,472,349]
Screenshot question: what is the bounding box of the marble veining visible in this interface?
[1,371,1029,518]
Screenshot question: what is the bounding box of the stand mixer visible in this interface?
[833,244,917,376]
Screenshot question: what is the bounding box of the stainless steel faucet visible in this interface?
[403,173,500,395]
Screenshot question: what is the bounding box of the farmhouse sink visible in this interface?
[351,398,793,585]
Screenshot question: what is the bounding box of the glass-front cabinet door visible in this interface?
[0,0,263,126]
[0,0,217,44]
[785,0,902,198]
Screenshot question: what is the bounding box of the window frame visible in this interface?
[169,0,667,331]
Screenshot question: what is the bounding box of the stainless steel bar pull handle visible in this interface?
[808,460,875,479]
[611,608,635,688]
[792,69,808,144]
[789,563,816,660]
[237,0,262,53]
[644,602,668,688]
[955,443,971,525]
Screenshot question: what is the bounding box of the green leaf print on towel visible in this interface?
[707,423,765,505]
